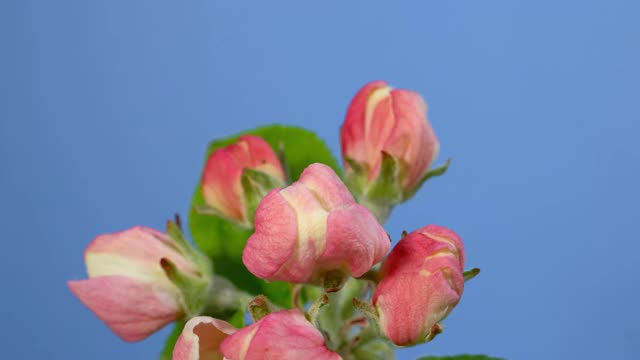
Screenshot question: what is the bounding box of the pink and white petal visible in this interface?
[173,316,236,360]
[224,310,341,360]
[321,204,389,277]
[202,148,246,222]
[419,225,465,268]
[85,226,197,279]
[220,322,260,360]
[341,80,389,166]
[242,190,299,280]
[298,164,354,209]
[274,183,330,282]
[68,276,180,342]
[365,88,396,179]
[386,89,437,189]
[375,270,460,346]
[239,135,285,182]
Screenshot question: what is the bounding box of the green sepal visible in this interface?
[344,156,369,196]
[275,141,292,184]
[160,258,209,317]
[306,293,330,327]
[241,168,284,226]
[165,220,212,274]
[321,269,349,293]
[166,220,195,259]
[352,297,379,320]
[463,268,481,282]
[348,152,404,223]
[425,323,444,342]
[403,158,451,200]
[248,295,277,322]
[365,151,404,203]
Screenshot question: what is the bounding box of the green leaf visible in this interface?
[418,355,503,360]
[189,125,341,307]
[159,321,185,360]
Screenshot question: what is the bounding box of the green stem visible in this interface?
[202,275,248,319]
[357,197,392,225]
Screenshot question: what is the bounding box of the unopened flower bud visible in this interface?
[221,309,341,360]
[201,135,286,227]
[68,226,210,342]
[340,81,441,219]
[242,163,389,290]
[372,225,465,346]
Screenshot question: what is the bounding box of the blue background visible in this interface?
[2,1,638,359]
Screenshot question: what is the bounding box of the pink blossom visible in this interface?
[340,80,439,192]
[373,225,465,346]
[221,310,341,360]
[242,163,389,288]
[68,227,199,341]
[173,316,236,360]
[201,135,285,226]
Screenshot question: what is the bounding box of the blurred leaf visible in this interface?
[189,125,341,307]
[159,321,185,360]
[418,355,503,360]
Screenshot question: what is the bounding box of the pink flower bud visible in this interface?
[173,316,236,360]
[242,163,389,288]
[68,226,200,342]
[221,309,341,360]
[201,135,286,227]
[340,81,439,195]
[372,225,465,346]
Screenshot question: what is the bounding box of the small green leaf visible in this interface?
[418,355,503,360]
[189,125,341,307]
[159,321,185,360]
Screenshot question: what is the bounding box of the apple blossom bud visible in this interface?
[340,81,442,219]
[68,226,209,342]
[173,316,237,360]
[372,225,465,346]
[221,309,341,360]
[242,163,389,290]
[201,135,286,227]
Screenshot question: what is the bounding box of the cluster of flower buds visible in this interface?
[69,80,479,359]
[340,81,447,221]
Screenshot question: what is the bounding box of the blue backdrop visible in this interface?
[2,1,638,359]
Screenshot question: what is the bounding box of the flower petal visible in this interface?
[68,276,180,342]
[173,316,236,360]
